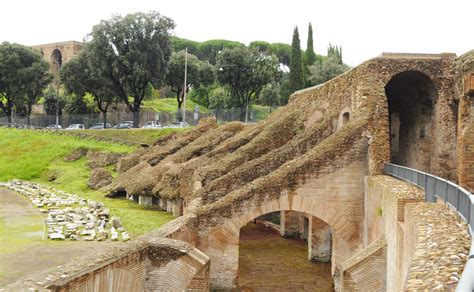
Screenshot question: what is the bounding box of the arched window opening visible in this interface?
[50,49,62,74]
[342,112,350,125]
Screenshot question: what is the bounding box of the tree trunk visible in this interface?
[26,104,33,127]
[240,107,246,122]
[7,112,12,124]
[132,110,140,128]
[177,89,184,110]
[102,111,107,128]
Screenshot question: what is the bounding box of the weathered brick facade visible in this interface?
[32,41,83,77]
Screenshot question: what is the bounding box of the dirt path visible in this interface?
[0,188,122,287]
[238,222,334,291]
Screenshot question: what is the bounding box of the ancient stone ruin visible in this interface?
[0,180,130,242]
[5,50,474,291]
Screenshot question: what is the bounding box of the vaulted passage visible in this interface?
[238,212,334,291]
[50,49,62,74]
[385,71,438,172]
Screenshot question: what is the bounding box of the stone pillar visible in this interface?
[280,210,302,238]
[308,216,332,262]
[138,195,153,206]
[158,197,167,211]
[166,200,174,213]
[172,199,183,217]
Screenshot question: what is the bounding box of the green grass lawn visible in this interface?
[251,105,275,121]
[76,128,188,145]
[0,128,174,236]
[143,97,209,114]
[143,97,275,122]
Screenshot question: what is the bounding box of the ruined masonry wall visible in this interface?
[403,203,470,290]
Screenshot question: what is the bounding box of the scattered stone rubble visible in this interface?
[0,179,130,242]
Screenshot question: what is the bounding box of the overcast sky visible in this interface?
[1,0,472,66]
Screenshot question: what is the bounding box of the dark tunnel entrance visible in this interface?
[385,71,438,172]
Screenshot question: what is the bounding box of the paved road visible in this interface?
[0,188,121,287]
[238,222,334,291]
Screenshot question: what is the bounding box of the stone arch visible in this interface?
[201,194,360,289]
[50,48,62,74]
[338,106,351,129]
[385,70,438,172]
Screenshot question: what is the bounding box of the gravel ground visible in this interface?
[238,222,334,291]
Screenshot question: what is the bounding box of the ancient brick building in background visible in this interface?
[32,41,83,78]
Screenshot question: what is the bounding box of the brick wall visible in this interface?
[340,238,387,291]
[8,237,210,291]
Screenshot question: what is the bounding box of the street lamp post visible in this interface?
[182,48,188,123]
[56,86,59,126]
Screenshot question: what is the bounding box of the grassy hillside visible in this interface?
[76,128,189,145]
[0,128,174,236]
[143,97,209,114]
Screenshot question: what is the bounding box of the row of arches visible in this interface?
[39,48,62,74]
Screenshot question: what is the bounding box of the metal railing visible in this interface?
[384,163,474,291]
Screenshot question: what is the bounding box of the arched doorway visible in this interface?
[50,49,62,74]
[200,194,360,289]
[238,211,333,291]
[385,71,438,172]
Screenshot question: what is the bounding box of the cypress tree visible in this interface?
[289,26,304,93]
[304,23,316,87]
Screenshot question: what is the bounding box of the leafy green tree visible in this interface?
[0,42,50,124]
[258,82,281,110]
[327,44,343,64]
[272,43,292,67]
[208,85,232,109]
[171,36,199,55]
[60,45,120,127]
[250,41,291,67]
[280,73,292,105]
[289,27,304,93]
[88,11,175,127]
[43,85,66,116]
[308,56,350,86]
[19,61,51,125]
[144,83,161,100]
[304,23,317,87]
[216,47,279,121]
[63,94,89,115]
[189,85,211,108]
[249,41,273,53]
[196,39,244,64]
[166,50,215,109]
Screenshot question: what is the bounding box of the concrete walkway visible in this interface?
[0,188,121,287]
[238,222,333,291]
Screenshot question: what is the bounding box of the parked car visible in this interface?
[65,124,85,130]
[141,121,161,129]
[163,122,190,128]
[45,124,63,130]
[113,121,133,129]
[89,123,112,129]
